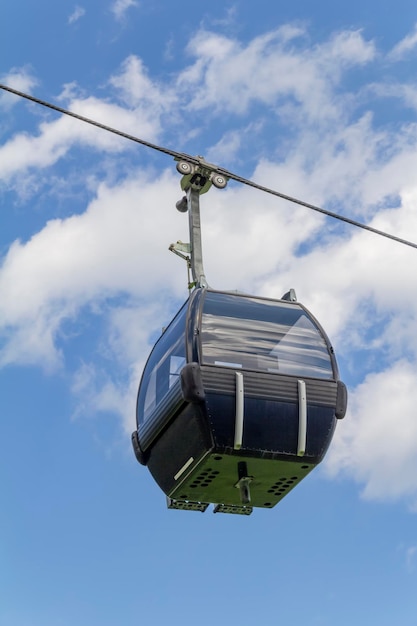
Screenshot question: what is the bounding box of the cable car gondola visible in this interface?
[132,158,347,515]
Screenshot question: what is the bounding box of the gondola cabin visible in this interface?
[132,157,347,515]
[132,287,347,515]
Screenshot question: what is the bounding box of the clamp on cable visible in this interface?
[175,156,229,195]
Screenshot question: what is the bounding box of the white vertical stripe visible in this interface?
[234,372,244,450]
[297,379,307,456]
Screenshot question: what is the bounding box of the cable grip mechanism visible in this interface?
[170,157,229,289]
[175,156,228,194]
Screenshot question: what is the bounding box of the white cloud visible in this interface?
[0,67,38,110]
[320,29,376,67]
[368,81,417,115]
[406,545,417,572]
[178,28,375,121]
[71,361,136,432]
[326,361,417,509]
[3,26,417,505]
[205,129,244,165]
[111,0,139,21]
[0,57,176,185]
[262,187,417,342]
[70,300,172,433]
[68,5,86,24]
[108,55,176,111]
[0,169,188,369]
[388,23,417,60]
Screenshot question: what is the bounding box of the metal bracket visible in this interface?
[169,241,191,261]
[167,497,209,512]
[234,461,253,505]
[213,503,253,515]
[168,241,195,290]
[282,288,297,302]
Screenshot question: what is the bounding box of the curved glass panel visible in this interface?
[201,292,333,379]
[137,304,187,425]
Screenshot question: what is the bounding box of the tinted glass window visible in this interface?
[201,292,333,379]
[137,304,187,424]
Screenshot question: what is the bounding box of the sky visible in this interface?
[1,1,417,624]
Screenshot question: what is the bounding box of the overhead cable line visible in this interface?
[1,83,417,251]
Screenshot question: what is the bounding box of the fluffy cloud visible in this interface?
[388,23,417,60]
[326,361,417,508]
[2,25,417,504]
[0,169,188,369]
[0,67,37,110]
[111,0,139,21]
[70,300,171,433]
[0,58,176,185]
[178,28,376,121]
[109,55,177,111]
[68,6,86,24]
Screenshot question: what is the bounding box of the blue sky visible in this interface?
[2,1,417,624]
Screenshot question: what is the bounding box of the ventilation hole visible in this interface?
[189,468,219,489]
[263,502,272,507]
[214,456,222,461]
[301,465,309,470]
[268,476,303,496]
